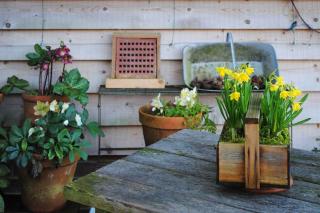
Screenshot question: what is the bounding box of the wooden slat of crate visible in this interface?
[260,145,289,186]
[218,143,245,183]
[218,142,289,186]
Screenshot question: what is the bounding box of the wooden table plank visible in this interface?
[94,159,320,212]
[65,129,320,212]
[126,149,320,206]
[149,130,320,184]
[65,173,249,213]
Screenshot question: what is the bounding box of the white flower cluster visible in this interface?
[151,94,164,113]
[174,87,197,108]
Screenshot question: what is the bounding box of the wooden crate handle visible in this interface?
[244,92,262,190]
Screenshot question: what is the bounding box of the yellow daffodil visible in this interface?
[34,101,50,117]
[216,67,226,77]
[276,76,285,87]
[292,102,301,112]
[229,91,240,102]
[231,72,240,82]
[289,88,302,98]
[270,83,279,92]
[239,72,250,83]
[245,67,254,75]
[224,68,233,76]
[280,91,289,99]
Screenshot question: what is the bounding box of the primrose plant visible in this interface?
[5,100,104,177]
[151,87,216,133]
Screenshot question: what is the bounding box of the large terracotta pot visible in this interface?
[17,156,79,213]
[22,93,69,122]
[139,105,202,146]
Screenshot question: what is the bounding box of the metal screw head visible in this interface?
[5,22,11,28]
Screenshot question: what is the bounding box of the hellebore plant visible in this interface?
[4,100,104,177]
[150,88,216,133]
[25,42,72,96]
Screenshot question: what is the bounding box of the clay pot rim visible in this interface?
[22,93,69,102]
[139,104,202,130]
[33,153,79,168]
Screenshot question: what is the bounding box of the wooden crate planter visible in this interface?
[217,93,292,191]
[106,33,165,88]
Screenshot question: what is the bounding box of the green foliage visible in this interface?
[3,101,104,177]
[53,68,90,105]
[5,120,40,168]
[0,163,10,213]
[260,74,310,143]
[0,126,11,213]
[26,44,50,67]
[0,75,30,95]
[216,64,253,141]
[151,88,216,133]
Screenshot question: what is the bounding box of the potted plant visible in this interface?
[3,98,103,212]
[139,87,216,145]
[21,42,79,121]
[215,64,310,191]
[0,128,10,213]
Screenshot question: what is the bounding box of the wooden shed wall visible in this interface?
[0,0,319,154]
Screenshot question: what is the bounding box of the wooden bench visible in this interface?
[64,129,320,212]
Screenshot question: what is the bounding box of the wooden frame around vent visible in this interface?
[106,33,165,88]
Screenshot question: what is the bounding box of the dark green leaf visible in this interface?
[0,194,4,213]
[7,150,19,160]
[0,164,10,176]
[26,52,40,60]
[69,151,75,163]
[87,122,104,137]
[78,150,88,161]
[22,119,31,137]
[0,178,9,189]
[0,84,13,95]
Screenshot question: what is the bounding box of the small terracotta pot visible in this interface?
[22,93,69,122]
[17,156,79,213]
[139,105,202,146]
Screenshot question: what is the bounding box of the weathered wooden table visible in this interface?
[65,130,320,212]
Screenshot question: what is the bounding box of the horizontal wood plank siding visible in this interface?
[1,1,319,30]
[0,0,319,154]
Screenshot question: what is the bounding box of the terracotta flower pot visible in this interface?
[22,93,69,122]
[139,105,202,146]
[17,156,79,213]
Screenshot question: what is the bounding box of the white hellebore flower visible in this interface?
[151,94,164,113]
[28,127,35,137]
[75,114,82,127]
[63,120,69,126]
[28,127,43,137]
[49,100,59,112]
[61,103,70,113]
